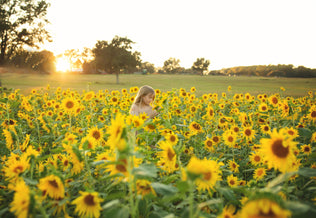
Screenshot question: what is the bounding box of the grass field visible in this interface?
[1,72,316,96]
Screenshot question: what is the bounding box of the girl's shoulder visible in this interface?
[130,103,140,115]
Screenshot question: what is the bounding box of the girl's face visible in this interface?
[142,93,155,105]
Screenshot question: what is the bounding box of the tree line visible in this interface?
[1,1,315,81]
[210,65,316,78]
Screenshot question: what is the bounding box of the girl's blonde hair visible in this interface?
[133,85,155,105]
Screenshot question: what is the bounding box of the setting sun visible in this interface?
[56,57,71,72]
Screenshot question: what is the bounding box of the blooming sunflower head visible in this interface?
[239,197,291,218]
[72,191,103,218]
[38,175,65,199]
[260,128,297,173]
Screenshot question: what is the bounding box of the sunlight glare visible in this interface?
[56,57,71,72]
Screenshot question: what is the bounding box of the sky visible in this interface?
[43,0,316,70]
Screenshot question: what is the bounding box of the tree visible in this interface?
[9,49,55,72]
[191,58,210,75]
[92,36,141,84]
[141,61,156,74]
[0,0,51,65]
[163,57,181,74]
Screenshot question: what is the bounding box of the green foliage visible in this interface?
[91,36,141,83]
[191,58,210,75]
[8,50,55,72]
[215,64,316,78]
[0,0,51,64]
[163,57,182,74]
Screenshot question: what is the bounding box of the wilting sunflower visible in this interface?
[10,179,30,218]
[135,179,156,197]
[217,205,236,218]
[239,198,291,218]
[253,167,267,181]
[38,175,65,199]
[72,191,103,218]
[185,156,222,191]
[157,140,178,174]
[260,128,297,173]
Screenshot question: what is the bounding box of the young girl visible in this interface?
[129,85,158,119]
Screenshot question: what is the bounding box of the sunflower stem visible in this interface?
[189,179,195,218]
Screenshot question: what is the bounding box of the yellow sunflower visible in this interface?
[4,154,30,181]
[258,102,269,112]
[2,129,14,149]
[72,191,103,218]
[223,130,237,147]
[228,160,239,173]
[61,97,78,114]
[227,174,238,188]
[10,179,30,218]
[260,128,297,173]
[217,205,236,218]
[156,140,178,174]
[106,113,126,151]
[38,175,65,199]
[239,198,291,218]
[269,94,279,107]
[189,121,203,134]
[165,133,178,146]
[84,91,95,101]
[135,179,156,197]
[249,152,263,166]
[185,156,222,191]
[88,127,104,145]
[253,167,267,181]
[300,144,312,155]
[311,132,316,143]
[260,124,271,135]
[242,126,256,141]
[204,137,215,152]
[308,105,316,122]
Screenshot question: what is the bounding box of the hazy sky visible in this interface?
[44,0,316,70]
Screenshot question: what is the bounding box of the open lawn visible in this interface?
[1,72,316,96]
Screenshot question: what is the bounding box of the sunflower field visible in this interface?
[0,85,316,218]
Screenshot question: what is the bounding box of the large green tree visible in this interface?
[192,58,210,75]
[92,36,141,84]
[163,57,181,74]
[0,0,51,65]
